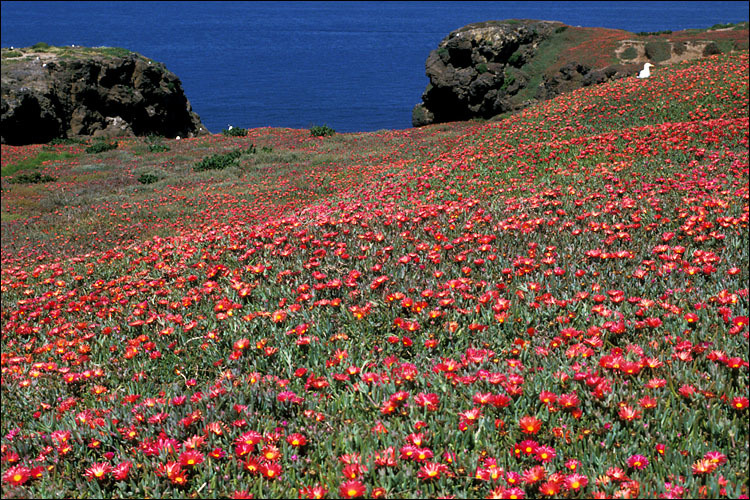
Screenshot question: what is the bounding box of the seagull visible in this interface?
[637,62,654,79]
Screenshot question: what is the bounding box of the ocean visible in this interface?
[2,1,748,133]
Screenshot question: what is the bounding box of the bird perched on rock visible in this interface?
[637,62,654,79]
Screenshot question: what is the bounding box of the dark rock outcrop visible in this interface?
[414,20,563,126]
[1,46,208,145]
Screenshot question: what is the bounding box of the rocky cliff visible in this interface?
[413,20,749,126]
[1,44,208,145]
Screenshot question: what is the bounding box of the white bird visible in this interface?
[637,62,654,79]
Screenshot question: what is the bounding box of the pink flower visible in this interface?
[626,454,649,470]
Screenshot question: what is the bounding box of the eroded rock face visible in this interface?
[1,48,208,145]
[414,20,561,126]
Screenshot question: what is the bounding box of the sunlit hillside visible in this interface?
[1,52,748,499]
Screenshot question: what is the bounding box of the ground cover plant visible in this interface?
[0,52,748,499]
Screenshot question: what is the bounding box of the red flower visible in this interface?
[519,415,542,434]
[261,444,282,461]
[414,392,439,411]
[84,462,112,481]
[692,458,717,475]
[286,433,307,447]
[417,461,447,481]
[112,461,132,481]
[339,479,367,498]
[564,473,588,491]
[626,454,649,470]
[534,445,556,463]
[259,461,282,479]
[703,451,727,465]
[179,450,204,467]
[539,481,560,496]
[299,484,329,499]
[3,465,31,486]
[618,404,642,421]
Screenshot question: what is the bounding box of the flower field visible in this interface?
[1,52,748,498]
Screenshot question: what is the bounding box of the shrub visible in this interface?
[48,137,86,146]
[260,146,273,153]
[3,50,22,58]
[637,30,673,36]
[146,134,170,152]
[644,41,671,62]
[507,52,523,67]
[500,72,516,92]
[8,171,56,184]
[222,126,248,137]
[193,149,245,172]
[85,140,118,154]
[476,63,488,74]
[31,42,51,50]
[703,42,723,56]
[555,26,568,33]
[137,173,159,184]
[310,124,335,137]
[620,47,638,60]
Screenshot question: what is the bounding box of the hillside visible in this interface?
[413,20,749,125]
[0,52,748,499]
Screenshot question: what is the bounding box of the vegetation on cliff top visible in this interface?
[1,43,159,64]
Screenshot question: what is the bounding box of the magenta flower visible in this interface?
[626,454,649,470]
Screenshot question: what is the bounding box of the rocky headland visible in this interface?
[413,19,749,126]
[1,44,208,145]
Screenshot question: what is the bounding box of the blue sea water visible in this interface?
[2,1,748,133]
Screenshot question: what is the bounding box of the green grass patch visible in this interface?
[7,171,57,185]
[85,140,119,154]
[516,30,569,101]
[1,150,78,177]
[1,44,157,65]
